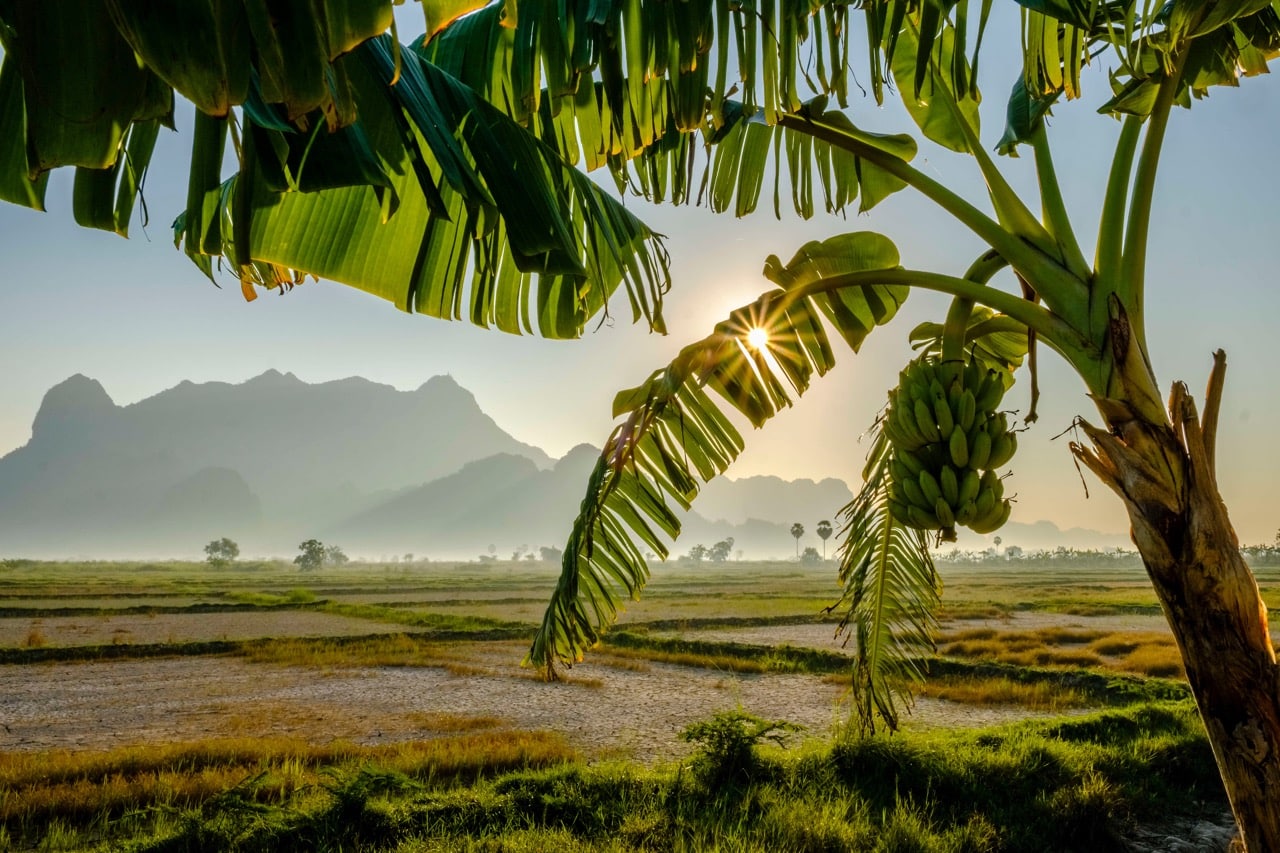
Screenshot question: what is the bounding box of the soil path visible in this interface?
[0,639,1059,763]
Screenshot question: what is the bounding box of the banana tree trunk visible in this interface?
[1072,352,1280,852]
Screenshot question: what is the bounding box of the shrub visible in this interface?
[679,710,801,786]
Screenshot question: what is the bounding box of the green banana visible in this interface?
[964,357,982,390]
[914,399,941,442]
[934,497,956,528]
[888,500,912,526]
[974,371,1004,412]
[901,476,928,509]
[896,449,926,478]
[955,499,977,526]
[908,378,930,404]
[893,403,927,448]
[970,499,1011,534]
[949,426,969,468]
[968,428,992,469]
[940,465,959,506]
[933,392,955,440]
[975,485,996,518]
[907,504,942,531]
[988,432,1017,469]
[918,469,943,506]
[957,389,976,432]
[958,468,981,505]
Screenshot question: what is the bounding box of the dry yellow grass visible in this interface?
[917,676,1090,711]
[1117,645,1185,678]
[22,624,46,648]
[937,627,1184,679]
[0,731,577,825]
[241,634,480,669]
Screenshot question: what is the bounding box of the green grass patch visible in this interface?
[13,701,1226,852]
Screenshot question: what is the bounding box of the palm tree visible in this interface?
[4,3,1279,845]
[789,523,805,559]
[816,520,833,561]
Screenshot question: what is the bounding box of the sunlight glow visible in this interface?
[746,327,770,350]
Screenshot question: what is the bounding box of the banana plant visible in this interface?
[3,0,1280,847]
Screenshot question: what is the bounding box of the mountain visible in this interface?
[0,373,1127,559]
[327,443,603,556]
[327,445,832,560]
[0,372,551,556]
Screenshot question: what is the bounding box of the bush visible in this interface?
[679,710,801,786]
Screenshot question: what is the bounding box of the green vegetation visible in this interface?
[0,702,1226,852]
[203,539,240,570]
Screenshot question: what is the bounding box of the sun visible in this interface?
[746,327,770,350]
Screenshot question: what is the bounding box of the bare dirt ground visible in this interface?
[0,637,1063,763]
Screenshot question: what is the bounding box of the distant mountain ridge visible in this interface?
[0,373,1129,558]
[0,372,551,556]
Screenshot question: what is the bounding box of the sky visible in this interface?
[2,8,1279,547]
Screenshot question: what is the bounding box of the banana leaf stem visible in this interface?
[1121,49,1189,349]
[941,249,1007,362]
[791,267,1093,368]
[1093,115,1142,296]
[776,113,1090,335]
[1031,124,1090,281]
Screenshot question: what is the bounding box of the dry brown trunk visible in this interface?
[1072,352,1280,852]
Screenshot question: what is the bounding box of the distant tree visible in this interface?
[709,538,735,563]
[324,545,349,567]
[994,536,1003,555]
[525,553,537,561]
[294,539,325,572]
[815,520,833,560]
[789,523,804,558]
[203,537,239,569]
[404,553,414,564]
[801,546,822,566]
[1005,545,1024,559]
[687,543,709,563]
[539,546,564,563]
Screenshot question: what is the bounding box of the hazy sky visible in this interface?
[2,10,1278,545]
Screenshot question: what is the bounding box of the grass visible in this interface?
[0,730,577,846]
[1,701,1227,852]
[914,675,1092,711]
[937,628,1187,679]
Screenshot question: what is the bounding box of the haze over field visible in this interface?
[0,372,1132,559]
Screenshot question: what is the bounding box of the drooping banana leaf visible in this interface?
[0,54,46,210]
[828,421,940,735]
[527,231,911,674]
[617,97,917,218]
[174,36,671,339]
[9,0,170,174]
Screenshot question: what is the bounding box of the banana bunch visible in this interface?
[883,357,1016,540]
